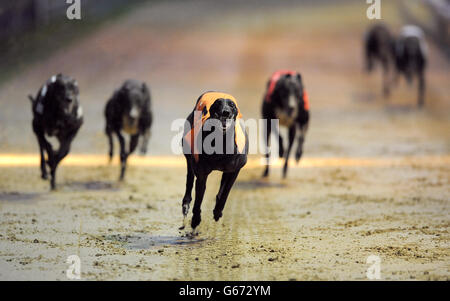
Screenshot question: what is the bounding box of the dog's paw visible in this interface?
[191,214,201,229]
[182,202,190,216]
[213,210,222,222]
[295,150,302,163]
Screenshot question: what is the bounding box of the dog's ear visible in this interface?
[55,73,64,83]
[228,101,238,118]
[296,73,302,82]
[141,83,151,103]
[71,80,79,94]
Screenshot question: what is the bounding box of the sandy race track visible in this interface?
[0,0,449,280]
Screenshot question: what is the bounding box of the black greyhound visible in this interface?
[394,25,427,107]
[364,23,396,97]
[262,70,309,178]
[104,79,153,180]
[181,92,248,230]
[29,74,83,190]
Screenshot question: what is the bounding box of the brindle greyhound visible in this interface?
[104,79,153,180]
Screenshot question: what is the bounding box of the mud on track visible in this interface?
[0,0,449,280]
[0,154,448,280]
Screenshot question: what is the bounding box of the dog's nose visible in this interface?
[287,107,295,116]
[222,110,232,119]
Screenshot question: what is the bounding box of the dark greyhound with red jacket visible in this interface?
[181,92,248,230]
[29,74,83,190]
[262,70,310,178]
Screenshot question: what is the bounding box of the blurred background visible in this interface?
[0,0,449,157]
[0,1,449,281]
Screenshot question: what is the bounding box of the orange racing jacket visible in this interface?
[184,92,246,162]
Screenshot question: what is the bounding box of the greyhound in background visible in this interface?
[29,74,83,190]
[104,79,153,180]
[364,23,397,98]
[262,70,310,178]
[394,25,428,107]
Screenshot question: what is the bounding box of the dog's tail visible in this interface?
[28,95,35,103]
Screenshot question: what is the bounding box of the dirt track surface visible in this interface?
[0,0,449,280]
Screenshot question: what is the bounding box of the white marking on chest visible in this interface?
[45,134,60,149]
[77,106,83,118]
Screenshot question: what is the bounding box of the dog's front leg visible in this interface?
[35,132,49,180]
[116,130,127,181]
[213,170,240,222]
[191,174,208,230]
[179,158,195,230]
[295,124,308,163]
[129,134,139,155]
[272,122,284,158]
[283,125,296,178]
[55,132,77,166]
[182,158,194,217]
[40,135,57,189]
[47,136,73,190]
[140,128,151,155]
[382,61,391,98]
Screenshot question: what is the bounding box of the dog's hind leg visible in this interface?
[106,126,114,162]
[283,126,296,178]
[213,170,240,222]
[191,174,208,230]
